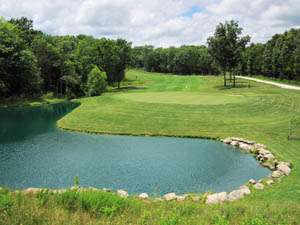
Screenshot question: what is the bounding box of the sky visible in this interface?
[0,0,300,47]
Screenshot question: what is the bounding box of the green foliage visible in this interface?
[86,66,107,96]
[0,192,13,213]
[159,214,181,225]
[97,38,132,88]
[54,190,135,217]
[56,190,79,211]
[78,191,129,217]
[207,20,250,74]
[0,17,131,100]
[37,189,51,207]
[241,217,271,225]
[212,215,230,225]
[131,45,218,75]
[239,28,300,82]
[0,17,41,97]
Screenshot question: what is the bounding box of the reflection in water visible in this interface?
[0,102,79,142]
[0,102,270,195]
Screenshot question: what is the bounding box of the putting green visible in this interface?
[115,91,250,105]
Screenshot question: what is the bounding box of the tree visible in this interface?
[0,18,41,97]
[32,34,61,93]
[9,17,41,46]
[241,43,264,76]
[96,39,131,88]
[207,20,250,86]
[86,66,107,96]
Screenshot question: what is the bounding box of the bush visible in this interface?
[79,191,128,217]
[86,66,107,96]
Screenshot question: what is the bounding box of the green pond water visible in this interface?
[0,102,270,195]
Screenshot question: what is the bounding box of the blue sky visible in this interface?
[0,0,299,47]
[181,5,203,18]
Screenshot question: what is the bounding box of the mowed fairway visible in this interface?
[57,69,300,223]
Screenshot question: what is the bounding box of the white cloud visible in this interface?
[0,0,299,46]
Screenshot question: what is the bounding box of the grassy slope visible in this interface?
[1,70,300,224]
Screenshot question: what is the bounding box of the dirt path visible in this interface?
[236,76,300,91]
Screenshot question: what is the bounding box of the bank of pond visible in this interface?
[0,102,291,202]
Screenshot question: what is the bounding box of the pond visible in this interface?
[0,102,270,195]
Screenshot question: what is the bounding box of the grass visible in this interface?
[0,92,66,108]
[2,69,300,224]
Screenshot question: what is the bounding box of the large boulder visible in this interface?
[52,189,66,194]
[258,149,271,155]
[276,163,291,176]
[23,188,42,195]
[205,192,227,204]
[138,193,149,200]
[117,189,128,198]
[266,179,274,185]
[176,195,187,202]
[103,188,112,192]
[271,170,283,178]
[277,161,291,167]
[249,179,256,185]
[238,142,253,152]
[227,186,250,202]
[230,141,238,146]
[163,193,177,201]
[253,183,264,190]
[223,138,232,144]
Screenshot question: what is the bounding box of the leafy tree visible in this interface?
[32,34,61,92]
[139,45,218,75]
[0,18,40,97]
[207,20,250,86]
[86,66,107,96]
[9,17,41,46]
[97,38,131,88]
[241,43,264,76]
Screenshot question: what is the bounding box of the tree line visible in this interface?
[241,28,300,80]
[131,22,300,83]
[1,17,300,100]
[130,45,218,75]
[0,17,131,99]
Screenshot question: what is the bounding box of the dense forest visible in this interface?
[1,17,300,100]
[0,17,131,99]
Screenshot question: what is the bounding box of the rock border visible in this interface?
[18,137,292,205]
[203,137,292,204]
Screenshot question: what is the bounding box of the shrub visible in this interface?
[86,66,107,96]
[79,191,128,216]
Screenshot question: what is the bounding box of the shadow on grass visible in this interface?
[109,86,147,93]
[214,84,253,90]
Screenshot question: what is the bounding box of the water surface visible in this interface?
[0,103,269,195]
